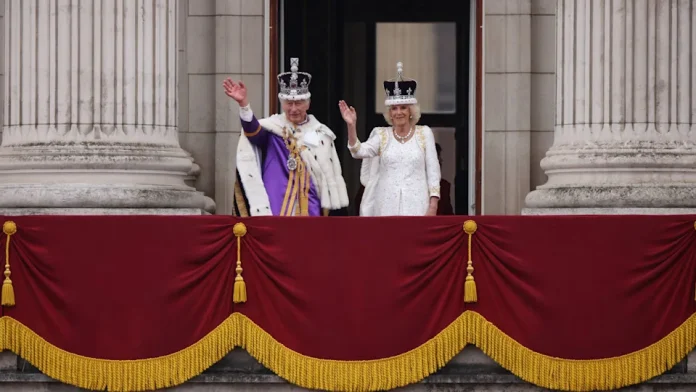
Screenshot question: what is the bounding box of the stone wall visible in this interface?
[482,0,555,215]
[528,0,556,202]
[179,0,267,215]
[0,0,4,143]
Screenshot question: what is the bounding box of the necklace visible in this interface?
[393,127,414,143]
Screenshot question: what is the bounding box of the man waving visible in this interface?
[223,58,349,217]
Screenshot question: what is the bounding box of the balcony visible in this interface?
[0,214,696,391]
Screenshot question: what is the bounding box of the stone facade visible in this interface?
[180,0,266,215]
[2,0,696,391]
[483,0,555,214]
[2,1,690,217]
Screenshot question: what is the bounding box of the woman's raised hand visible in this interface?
[338,100,357,126]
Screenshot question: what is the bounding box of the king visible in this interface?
[223,58,349,216]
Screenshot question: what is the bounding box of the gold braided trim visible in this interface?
[244,124,262,137]
[233,179,249,217]
[1,311,696,391]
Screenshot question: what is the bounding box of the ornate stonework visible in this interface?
[0,0,212,213]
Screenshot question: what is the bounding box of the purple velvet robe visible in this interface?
[242,115,322,216]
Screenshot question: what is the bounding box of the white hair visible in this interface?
[382,103,421,127]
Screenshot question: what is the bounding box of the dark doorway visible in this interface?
[280,0,474,215]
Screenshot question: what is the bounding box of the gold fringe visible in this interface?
[2,221,17,307]
[233,223,248,303]
[1,311,696,392]
[0,315,237,392]
[463,220,478,303]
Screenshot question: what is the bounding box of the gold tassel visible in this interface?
[234,278,246,303]
[463,220,478,303]
[233,222,248,304]
[2,221,17,307]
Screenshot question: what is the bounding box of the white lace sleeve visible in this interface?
[423,126,441,198]
[347,128,383,159]
[239,104,254,122]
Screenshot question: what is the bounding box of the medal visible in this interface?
[287,157,298,171]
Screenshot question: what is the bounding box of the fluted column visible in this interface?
[525,0,696,213]
[0,0,212,213]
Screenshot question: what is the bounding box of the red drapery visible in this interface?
[0,215,695,391]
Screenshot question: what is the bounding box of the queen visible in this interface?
[339,62,441,216]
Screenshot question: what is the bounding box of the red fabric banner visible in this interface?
[239,215,696,359]
[2,216,236,359]
[0,215,695,392]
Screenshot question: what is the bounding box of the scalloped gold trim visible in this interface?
[1,311,694,391]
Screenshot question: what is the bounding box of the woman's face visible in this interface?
[389,105,411,127]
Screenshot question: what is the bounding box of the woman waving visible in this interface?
[339,62,441,217]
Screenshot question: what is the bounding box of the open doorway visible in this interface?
[277,0,481,215]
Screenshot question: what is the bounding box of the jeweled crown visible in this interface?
[383,61,417,106]
[277,58,312,101]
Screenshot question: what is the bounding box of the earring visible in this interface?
[409,115,413,119]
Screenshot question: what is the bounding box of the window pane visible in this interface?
[375,23,456,114]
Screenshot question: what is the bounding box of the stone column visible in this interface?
[0,0,213,214]
[524,0,696,214]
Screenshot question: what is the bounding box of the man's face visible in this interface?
[282,99,310,124]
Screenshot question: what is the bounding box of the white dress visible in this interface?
[349,126,441,216]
